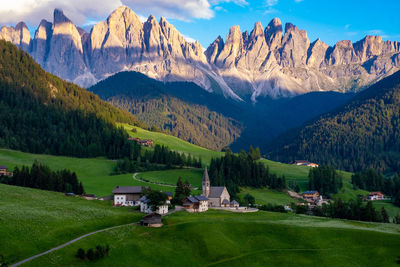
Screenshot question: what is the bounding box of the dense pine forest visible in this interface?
[114,143,202,173]
[209,149,286,197]
[89,71,243,151]
[266,70,400,173]
[1,161,84,194]
[0,41,145,158]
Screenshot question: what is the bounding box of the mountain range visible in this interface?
[1,6,400,101]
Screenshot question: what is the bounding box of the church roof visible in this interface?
[208,186,226,198]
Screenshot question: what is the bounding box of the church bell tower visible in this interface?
[202,167,210,197]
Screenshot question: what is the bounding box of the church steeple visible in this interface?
[202,167,210,197]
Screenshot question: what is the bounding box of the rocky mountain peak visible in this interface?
[205,35,224,64]
[265,18,282,49]
[250,22,264,41]
[53,8,72,24]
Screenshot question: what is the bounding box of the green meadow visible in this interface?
[0,149,175,196]
[0,183,141,265]
[238,187,296,206]
[23,210,400,267]
[137,168,203,188]
[121,123,224,164]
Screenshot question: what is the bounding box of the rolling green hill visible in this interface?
[0,149,177,196]
[0,183,142,265]
[21,210,400,267]
[122,124,224,164]
[265,70,400,173]
[90,71,242,151]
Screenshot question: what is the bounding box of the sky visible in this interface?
[1,0,400,49]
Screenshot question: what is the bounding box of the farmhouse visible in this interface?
[202,167,230,207]
[113,186,143,206]
[139,196,169,215]
[368,192,384,200]
[292,160,319,168]
[303,190,319,201]
[140,213,163,227]
[128,137,154,147]
[0,165,12,176]
[183,196,209,213]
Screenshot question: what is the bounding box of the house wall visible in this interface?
[114,194,135,206]
[208,197,221,207]
[199,200,208,212]
[157,205,168,215]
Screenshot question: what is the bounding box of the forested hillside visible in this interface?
[0,40,144,158]
[266,70,400,173]
[89,71,243,151]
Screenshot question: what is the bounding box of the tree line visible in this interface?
[114,143,203,174]
[0,161,84,194]
[308,165,343,196]
[209,149,286,197]
[310,199,391,223]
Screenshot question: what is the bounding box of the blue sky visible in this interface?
[1,0,400,49]
[169,0,400,48]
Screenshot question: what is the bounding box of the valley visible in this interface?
[0,2,400,266]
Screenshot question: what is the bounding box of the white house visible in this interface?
[183,196,209,213]
[139,196,169,215]
[368,192,384,200]
[112,186,143,206]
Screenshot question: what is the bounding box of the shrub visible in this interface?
[76,248,85,260]
[86,248,95,261]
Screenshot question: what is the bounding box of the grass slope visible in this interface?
[0,183,142,264]
[25,211,400,267]
[122,124,223,164]
[238,187,296,206]
[0,149,174,196]
[137,169,203,188]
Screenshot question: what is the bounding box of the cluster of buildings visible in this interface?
[291,160,319,168]
[367,192,385,201]
[128,137,154,147]
[0,165,13,177]
[112,167,239,216]
[300,190,328,207]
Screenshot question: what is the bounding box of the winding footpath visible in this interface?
[10,222,138,267]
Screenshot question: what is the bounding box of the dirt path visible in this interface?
[10,222,138,267]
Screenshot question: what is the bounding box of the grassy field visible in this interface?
[374,200,400,219]
[121,123,224,164]
[0,183,142,265]
[238,187,296,206]
[137,168,203,188]
[0,149,176,196]
[24,210,400,267]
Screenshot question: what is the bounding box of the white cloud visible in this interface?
[0,0,123,26]
[266,0,278,6]
[0,0,248,27]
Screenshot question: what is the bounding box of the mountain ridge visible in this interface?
[1,6,400,101]
[264,70,400,173]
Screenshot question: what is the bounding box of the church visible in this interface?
[202,167,230,207]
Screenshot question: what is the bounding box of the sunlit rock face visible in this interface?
[1,7,400,101]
